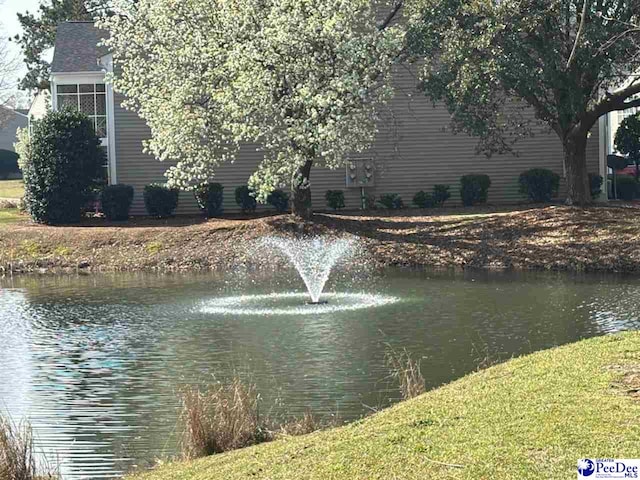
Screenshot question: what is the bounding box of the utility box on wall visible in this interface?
[345,158,375,188]
[345,158,375,209]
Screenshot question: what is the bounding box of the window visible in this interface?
[617,95,640,123]
[56,82,110,183]
[56,83,107,138]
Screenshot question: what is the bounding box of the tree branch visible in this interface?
[589,81,640,122]
[620,97,640,111]
[566,0,589,70]
[378,1,403,31]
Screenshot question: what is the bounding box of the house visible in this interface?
[0,106,28,153]
[49,21,610,215]
[0,106,28,180]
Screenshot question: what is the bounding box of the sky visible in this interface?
[1,0,46,106]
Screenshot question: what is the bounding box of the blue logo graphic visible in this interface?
[578,459,595,477]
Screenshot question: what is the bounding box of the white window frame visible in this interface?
[51,71,116,184]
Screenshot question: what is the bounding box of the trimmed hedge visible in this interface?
[144,184,179,218]
[267,189,290,213]
[589,174,603,200]
[413,191,434,208]
[414,185,451,208]
[379,193,404,209]
[433,184,451,206]
[518,168,560,202]
[325,190,345,211]
[460,174,491,206]
[0,150,20,180]
[614,175,636,201]
[22,110,103,224]
[235,185,257,213]
[101,184,134,221]
[195,182,224,218]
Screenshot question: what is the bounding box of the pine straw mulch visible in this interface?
[1,204,640,275]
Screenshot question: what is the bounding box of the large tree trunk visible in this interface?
[563,132,591,206]
[291,160,313,220]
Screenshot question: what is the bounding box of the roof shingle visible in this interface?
[51,21,109,74]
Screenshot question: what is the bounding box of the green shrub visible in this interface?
[194,182,224,218]
[325,190,345,210]
[267,189,290,213]
[460,174,491,206]
[144,184,179,218]
[433,184,451,206]
[364,193,376,210]
[0,150,20,180]
[518,168,560,202]
[413,191,434,208]
[101,184,134,221]
[615,175,636,201]
[22,110,103,224]
[379,193,404,209]
[589,173,603,200]
[235,185,257,213]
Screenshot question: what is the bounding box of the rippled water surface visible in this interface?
[1,268,640,478]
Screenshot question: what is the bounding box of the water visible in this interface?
[1,268,640,478]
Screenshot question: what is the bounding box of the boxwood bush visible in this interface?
[0,150,20,180]
[144,184,179,218]
[518,168,560,202]
[325,190,345,210]
[615,175,636,201]
[379,193,404,209]
[267,189,290,213]
[589,173,603,199]
[235,185,257,213]
[460,174,491,206]
[101,184,134,221]
[22,110,103,224]
[413,191,435,208]
[194,182,224,217]
[433,184,451,206]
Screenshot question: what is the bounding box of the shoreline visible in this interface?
[2,204,640,276]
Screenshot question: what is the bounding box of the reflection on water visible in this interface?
[1,269,640,478]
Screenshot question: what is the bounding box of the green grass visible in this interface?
[129,333,640,480]
[0,209,23,225]
[0,179,24,198]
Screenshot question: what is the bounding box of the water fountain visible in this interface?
[200,235,399,315]
[262,236,356,304]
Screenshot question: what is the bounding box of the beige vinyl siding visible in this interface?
[114,64,601,215]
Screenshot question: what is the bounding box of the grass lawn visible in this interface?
[0,179,24,198]
[0,209,24,225]
[129,332,640,480]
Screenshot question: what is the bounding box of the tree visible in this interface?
[408,0,640,205]
[13,0,110,91]
[615,113,640,179]
[101,0,403,219]
[21,110,104,224]
[0,21,20,128]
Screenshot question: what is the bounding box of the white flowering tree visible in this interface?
[102,0,403,219]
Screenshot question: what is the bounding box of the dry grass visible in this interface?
[179,379,268,460]
[179,378,332,461]
[0,415,55,480]
[278,410,321,437]
[385,346,426,400]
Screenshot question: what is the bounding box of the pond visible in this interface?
[1,267,640,478]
